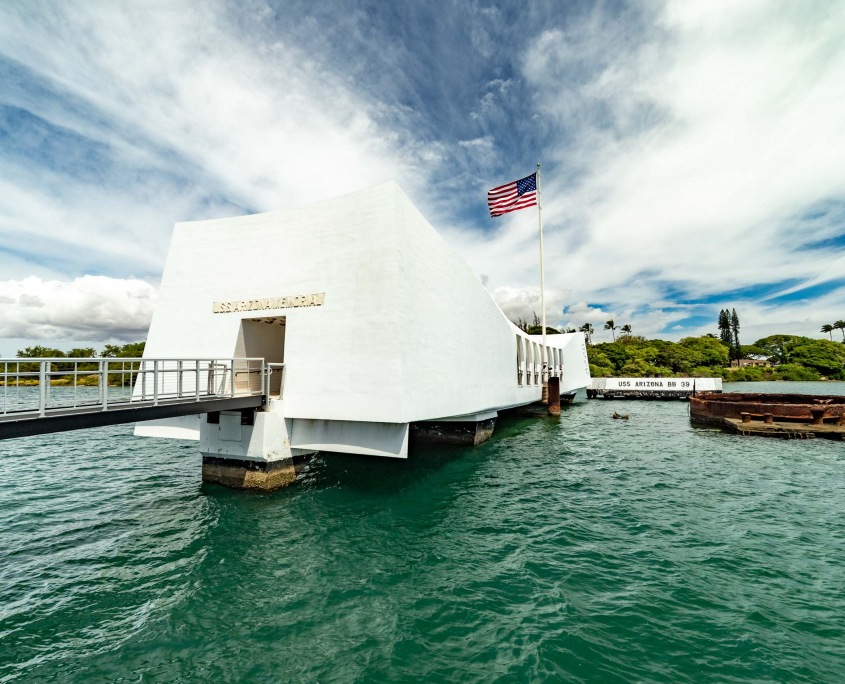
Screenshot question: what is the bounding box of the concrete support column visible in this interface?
[200,406,304,491]
[202,456,296,490]
[547,376,560,416]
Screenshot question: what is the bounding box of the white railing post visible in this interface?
[195,360,200,401]
[103,360,109,411]
[39,361,47,417]
[153,360,159,406]
[261,362,266,397]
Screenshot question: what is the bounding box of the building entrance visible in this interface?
[234,317,286,394]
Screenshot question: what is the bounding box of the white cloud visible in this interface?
[0,276,157,342]
[490,285,572,328]
[2,0,844,350]
[0,0,411,275]
[480,0,845,339]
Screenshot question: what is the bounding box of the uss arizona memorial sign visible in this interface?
[212,293,325,314]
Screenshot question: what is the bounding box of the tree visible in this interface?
[821,324,834,340]
[604,319,618,342]
[787,338,845,379]
[579,323,594,344]
[730,309,741,360]
[834,320,845,341]
[67,347,96,358]
[620,357,672,377]
[775,363,821,381]
[586,347,615,377]
[620,324,632,336]
[526,324,562,335]
[658,336,729,373]
[718,309,732,346]
[101,341,146,358]
[753,334,801,365]
[592,341,628,372]
[741,344,768,358]
[67,347,98,372]
[17,346,65,358]
[15,346,66,373]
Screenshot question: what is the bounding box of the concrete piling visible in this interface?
[548,377,560,416]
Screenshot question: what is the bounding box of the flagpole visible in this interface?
[537,162,546,375]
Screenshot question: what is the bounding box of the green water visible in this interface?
[2,382,845,682]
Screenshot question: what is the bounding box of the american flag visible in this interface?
[487,172,538,217]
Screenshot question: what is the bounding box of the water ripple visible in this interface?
[2,387,845,681]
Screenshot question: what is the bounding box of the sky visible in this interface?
[1,0,845,354]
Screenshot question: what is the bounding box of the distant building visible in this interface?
[730,358,772,368]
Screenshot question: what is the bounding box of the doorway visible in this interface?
[234,317,286,395]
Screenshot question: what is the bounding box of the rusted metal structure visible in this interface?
[690,393,845,440]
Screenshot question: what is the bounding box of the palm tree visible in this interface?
[620,324,632,336]
[604,319,618,342]
[834,320,845,341]
[579,323,594,344]
[821,324,834,340]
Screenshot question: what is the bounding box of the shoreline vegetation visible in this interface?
[516,311,845,381]
[1,341,145,387]
[5,331,845,385]
[586,334,845,382]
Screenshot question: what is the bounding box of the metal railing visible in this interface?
[265,363,286,400]
[0,357,271,419]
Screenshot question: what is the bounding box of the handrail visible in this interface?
[0,357,266,419]
[264,363,286,400]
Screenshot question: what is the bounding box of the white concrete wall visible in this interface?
[135,181,590,446]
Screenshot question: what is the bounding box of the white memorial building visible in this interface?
[135,181,590,488]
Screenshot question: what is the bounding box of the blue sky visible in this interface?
[1,0,845,353]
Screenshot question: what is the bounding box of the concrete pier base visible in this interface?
[410,412,497,446]
[199,405,311,490]
[202,456,298,490]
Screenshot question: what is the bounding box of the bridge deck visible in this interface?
[0,394,263,440]
[1,357,279,441]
